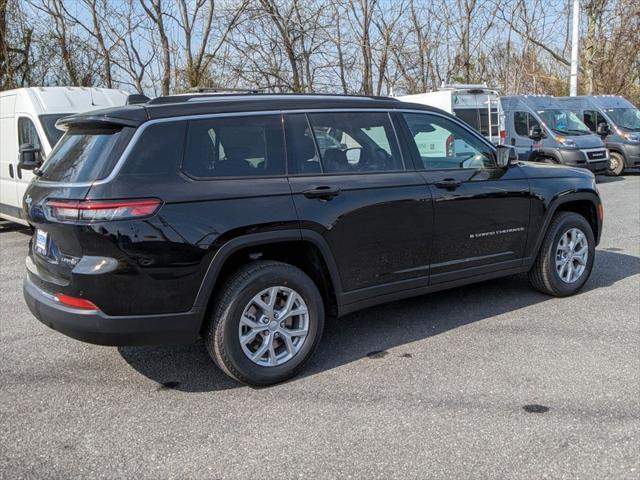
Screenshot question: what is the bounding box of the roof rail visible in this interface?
[188,87,266,94]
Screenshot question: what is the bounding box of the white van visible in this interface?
[398,84,500,143]
[0,87,130,225]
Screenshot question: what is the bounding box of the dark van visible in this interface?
[558,95,640,176]
[22,94,602,385]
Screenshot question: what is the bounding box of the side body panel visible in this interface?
[0,93,19,221]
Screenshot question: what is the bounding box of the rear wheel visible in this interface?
[205,261,325,386]
[528,212,595,296]
[607,151,625,176]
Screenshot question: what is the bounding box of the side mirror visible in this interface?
[528,125,544,141]
[496,145,517,168]
[596,122,610,138]
[18,143,42,170]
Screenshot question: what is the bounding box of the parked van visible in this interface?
[498,95,610,174]
[558,95,640,176]
[0,87,130,225]
[398,84,500,143]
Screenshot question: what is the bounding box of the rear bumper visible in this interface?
[24,276,203,346]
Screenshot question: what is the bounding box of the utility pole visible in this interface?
[569,0,580,96]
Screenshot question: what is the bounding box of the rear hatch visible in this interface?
[24,121,136,290]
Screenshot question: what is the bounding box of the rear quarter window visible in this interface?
[182,114,285,178]
[120,121,186,175]
[38,126,133,183]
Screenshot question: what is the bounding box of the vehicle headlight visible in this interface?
[556,136,577,148]
[620,131,640,143]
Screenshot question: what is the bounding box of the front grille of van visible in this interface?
[586,150,607,161]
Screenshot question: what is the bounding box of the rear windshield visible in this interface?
[38,126,133,183]
[454,108,499,137]
[39,114,70,147]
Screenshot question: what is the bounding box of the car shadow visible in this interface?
[0,220,31,234]
[118,249,640,392]
[595,175,624,184]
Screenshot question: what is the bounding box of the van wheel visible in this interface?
[540,157,557,164]
[607,152,625,176]
[528,212,595,297]
[205,260,325,386]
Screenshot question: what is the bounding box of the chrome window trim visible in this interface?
[34,107,494,187]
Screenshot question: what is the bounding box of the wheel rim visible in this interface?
[555,228,589,284]
[238,286,309,367]
[610,155,620,172]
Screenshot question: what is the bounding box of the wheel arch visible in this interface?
[193,230,343,331]
[530,192,602,263]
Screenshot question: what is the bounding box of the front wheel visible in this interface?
[528,212,595,296]
[205,261,325,386]
[607,151,625,176]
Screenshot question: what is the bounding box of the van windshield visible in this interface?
[604,108,640,131]
[39,114,71,147]
[537,110,591,135]
[37,126,132,183]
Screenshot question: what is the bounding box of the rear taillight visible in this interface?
[500,130,506,143]
[446,134,455,157]
[46,198,162,222]
[56,293,99,310]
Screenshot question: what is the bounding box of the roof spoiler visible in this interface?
[126,94,151,105]
[55,114,142,131]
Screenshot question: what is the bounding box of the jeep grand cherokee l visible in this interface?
[22,94,602,386]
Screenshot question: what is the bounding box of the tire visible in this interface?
[539,156,558,165]
[205,260,325,386]
[607,151,625,176]
[528,212,595,297]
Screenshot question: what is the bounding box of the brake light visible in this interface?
[500,130,506,143]
[46,198,162,222]
[56,293,99,310]
[446,134,455,157]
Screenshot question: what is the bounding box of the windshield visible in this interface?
[604,108,640,131]
[38,126,132,183]
[39,114,71,147]
[537,109,591,135]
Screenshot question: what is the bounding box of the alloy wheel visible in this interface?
[238,286,309,367]
[555,227,589,283]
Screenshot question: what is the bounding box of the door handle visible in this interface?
[303,186,341,200]
[434,179,462,190]
[9,164,14,178]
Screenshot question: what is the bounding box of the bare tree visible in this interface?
[140,0,171,95]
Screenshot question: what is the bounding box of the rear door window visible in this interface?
[182,114,285,178]
[303,112,403,174]
[37,126,133,183]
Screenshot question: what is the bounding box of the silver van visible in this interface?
[499,95,609,174]
[558,95,640,176]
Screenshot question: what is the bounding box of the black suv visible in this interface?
[22,94,602,386]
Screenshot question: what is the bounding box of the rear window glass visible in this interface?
[38,126,132,183]
[182,115,285,178]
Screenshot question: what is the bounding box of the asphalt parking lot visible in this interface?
[1,174,639,480]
